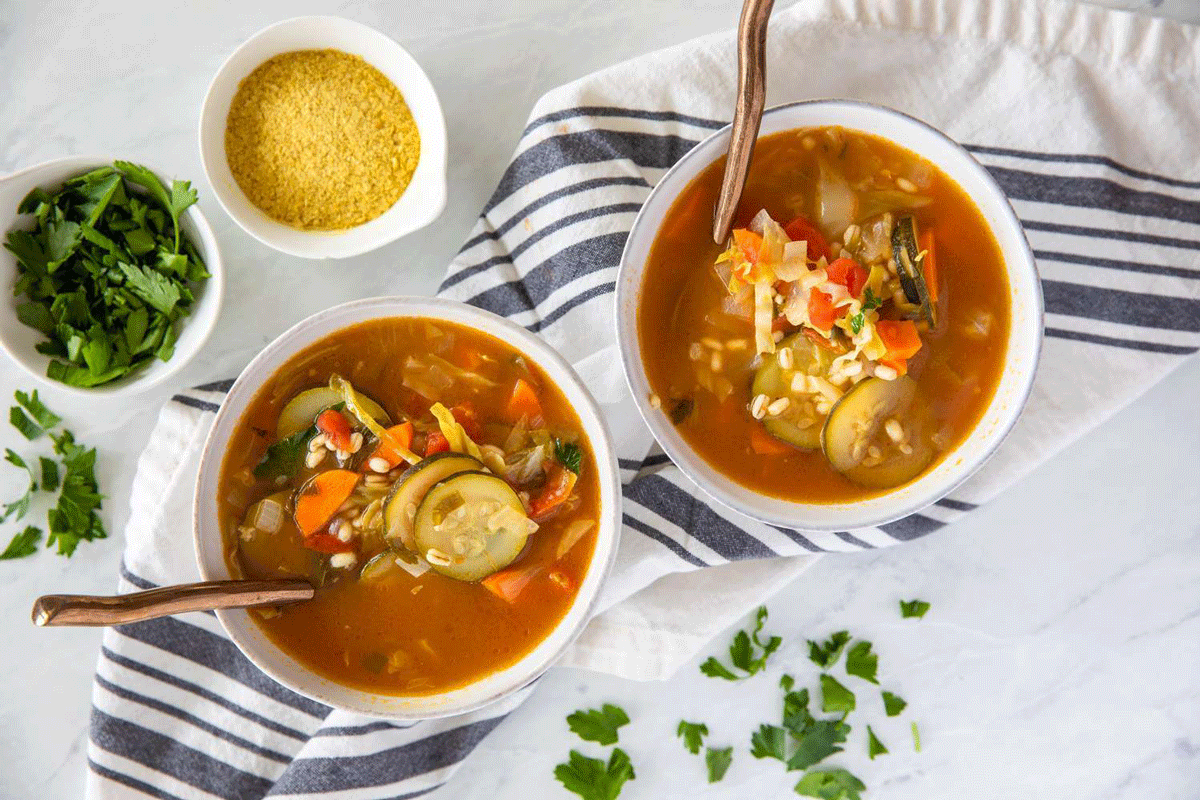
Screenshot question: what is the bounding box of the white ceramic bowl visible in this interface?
[193,296,622,719]
[616,100,1043,532]
[198,16,448,259]
[0,155,224,398]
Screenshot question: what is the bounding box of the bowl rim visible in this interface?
[0,154,225,398]
[191,295,622,719]
[197,15,449,259]
[615,98,1044,533]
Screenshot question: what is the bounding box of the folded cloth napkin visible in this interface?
[88,0,1200,796]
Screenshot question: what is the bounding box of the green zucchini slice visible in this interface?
[821,376,932,489]
[383,453,483,551]
[412,471,534,582]
[890,216,935,327]
[276,386,389,440]
[751,332,837,450]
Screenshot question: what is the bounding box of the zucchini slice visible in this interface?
[821,376,932,489]
[276,387,389,440]
[751,332,837,450]
[413,471,534,582]
[383,453,483,551]
[890,216,935,327]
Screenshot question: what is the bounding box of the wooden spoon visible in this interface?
[712,0,775,244]
[31,578,314,627]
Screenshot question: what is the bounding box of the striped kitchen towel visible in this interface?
[88,0,1200,797]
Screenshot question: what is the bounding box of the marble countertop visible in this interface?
[1,1,1196,798]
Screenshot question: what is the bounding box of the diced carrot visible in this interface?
[732,228,763,264]
[880,357,908,376]
[530,464,578,522]
[303,531,356,554]
[808,288,837,331]
[316,409,354,451]
[783,215,832,262]
[877,319,923,360]
[453,339,484,370]
[505,377,544,425]
[450,402,481,439]
[481,564,542,603]
[369,422,414,469]
[750,425,794,455]
[424,431,450,456]
[294,469,360,536]
[919,230,938,303]
[826,258,868,298]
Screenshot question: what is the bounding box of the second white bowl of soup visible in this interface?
[617,100,1042,532]
[194,296,620,718]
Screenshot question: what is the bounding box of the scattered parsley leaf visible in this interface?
[0,526,42,560]
[782,688,814,735]
[554,748,635,800]
[39,457,59,492]
[15,390,61,431]
[819,674,855,714]
[794,767,865,800]
[750,724,789,762]
[911,721,921,752]
[45,429,107,556]
[807,631,850,669]
[844,641,878,684]
[677,720,708,754]
[555,439,583,474]
[9,406,44,440]
[566,704,629,746]
[780,674,795,691]
[254,426,318,481]
[699,657,741,681]
[867,725,888,759]
[701,606,781,680]
[899,599,931,619]
[882,691,907,717]
[2,449,38,522]
[705,746,733,783]
[787,718,850,772]
[862,287,882,311]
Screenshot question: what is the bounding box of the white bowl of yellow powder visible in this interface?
[199,17,447,259]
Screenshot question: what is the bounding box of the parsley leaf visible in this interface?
[782,688,814,735]
[780,674,796,691]
[911,721,921,752]
[554,748,635,800]
[9,406,45,440]
[699,657,741,681]
[15,390,61,431]
[46,429,107,556]
[700,606,781,680]
[882,691,907,717]
[705,746,733,783]
[787,718,850,771]
[819,674,855,714]
[566,704,629,745]
[117,261,181,315]
[867,725,888,759]
[794,767,865,800]
[848,288,883,334]
[254,426,318,481]
[40,457,60,492]
[900,599,931,618]
[844,641,878,684]
[677,720,708,755]
[2,449,38,522]
[807,631,850,669]
[555,439,583,474]
[750,724,789,761]
[0,526,42,560]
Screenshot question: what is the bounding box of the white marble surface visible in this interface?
[0,0,1197,798]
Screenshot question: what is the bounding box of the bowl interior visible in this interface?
[0,156,223,397]
[193,296,621,719]
[198,16,448,259]
[616,100,1043,532]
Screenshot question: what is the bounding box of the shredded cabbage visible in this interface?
[753,280,776,355]
[329,374,420,465]
[429,402,483,460]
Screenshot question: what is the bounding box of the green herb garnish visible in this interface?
[867,725,888,759]
[677,720,708,754]
[753,682,849,772]
[555,438,583,474]
[794,767,865,800]
[750,724,789,762]
[819,674,855,714]
[807,631,850,669]
[554,748,635,800]
[254,426,318,481]
[700,606,781,680]
[5,162,208,388]
[882,691,907,717]
[46,429,106,556]
[705,747,733,783]
[0,526,42,560]
[848,288,883,334]
[911,721,921,752]
[899,599,930,618]
[844,641,878,684]
[566,704,629,746]
[2,449,38,522]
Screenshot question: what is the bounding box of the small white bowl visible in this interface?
[198,16,448,259]
[0,155,224,398]
[193,296,622,719]
[616,100,1043,532]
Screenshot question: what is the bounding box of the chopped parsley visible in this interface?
[0,526,42,560]
[819,674,855,714]
[752,681,849,772]
[794,767,865,800]
[911,721,922,752]
[899,598,931,618]
[2,449,38,522]
[254,425,318,481]
[705,746,733,783]
[807,630,850,669]
[882,691,907,717]
[844,641,878,684]
[848,288,883,334]
[867,725,888,759]
[567,704,629,745]
[677,720,708,754]
[555,438,583,474]
[554,748,635,800]
[700,606,781,680]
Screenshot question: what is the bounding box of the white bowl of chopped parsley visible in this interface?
[0,156,223,395]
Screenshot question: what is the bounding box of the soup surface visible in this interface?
[638,127,1010,502]
[218,317,599,695]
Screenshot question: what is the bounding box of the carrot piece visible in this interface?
[505,378,544,424]
[481,564,542,603]
[453,339,484,370]
[750,425,794,455]
[880,357,908,376]
[530,464,578,522]
[877,320,923,360]
[370,422,415,469]
[424,431,450,456]
[316,409,353,451]
[807,288,837,331]
[919,230,938,303]
[732,228,763,264]
[783,215,832,262]
[294,469,360,536]
[303,531,356,554]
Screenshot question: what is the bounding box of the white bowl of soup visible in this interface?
[616,100,1042,532]
[193,296,620,718]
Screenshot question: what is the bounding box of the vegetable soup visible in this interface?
[217,318,599,695]
[638,127,1010,502]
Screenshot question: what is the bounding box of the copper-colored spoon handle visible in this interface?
[712,0,775,244]
[31,579,315,627]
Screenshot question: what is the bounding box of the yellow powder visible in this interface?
[224,49,420,231]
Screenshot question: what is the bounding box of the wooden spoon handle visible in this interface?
[31,579,314,627]
[713,0,775,244]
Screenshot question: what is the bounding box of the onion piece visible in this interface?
[753,280,776,355]
[816,158,858,238]
[556,519,595,560]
